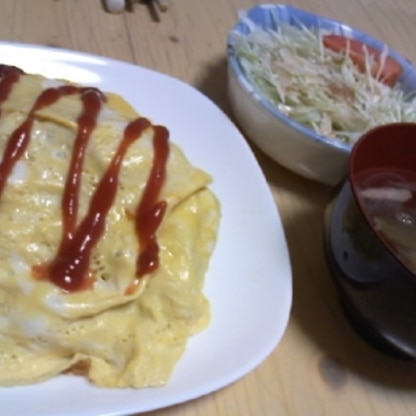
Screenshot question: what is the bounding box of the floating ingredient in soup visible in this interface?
[359,187,412,202]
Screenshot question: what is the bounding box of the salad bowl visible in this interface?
[227,4,416,186]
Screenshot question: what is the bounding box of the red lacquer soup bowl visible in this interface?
[325,123,416,358]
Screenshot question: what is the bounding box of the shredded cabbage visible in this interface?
[233,22,416,145]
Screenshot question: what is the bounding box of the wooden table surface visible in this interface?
[2,0,416,415]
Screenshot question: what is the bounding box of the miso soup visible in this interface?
[355,169,416,275]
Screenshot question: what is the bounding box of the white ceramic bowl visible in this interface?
[227,4,416,186]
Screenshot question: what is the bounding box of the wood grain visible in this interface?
[0,0,416,415]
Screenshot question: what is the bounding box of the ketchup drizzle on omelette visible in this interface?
[135,125,169,277]
[0,65,23,116]
[60,87,105,240]
[0,65,169,291]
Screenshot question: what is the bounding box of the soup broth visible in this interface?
[355,169,416,275]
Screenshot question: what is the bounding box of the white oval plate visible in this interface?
[0,43,292,416]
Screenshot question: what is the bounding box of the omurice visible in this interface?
[0,64,220,388]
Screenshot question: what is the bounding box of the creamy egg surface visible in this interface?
[0,65,220,387]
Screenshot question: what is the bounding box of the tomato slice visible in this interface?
[323,34,402,87]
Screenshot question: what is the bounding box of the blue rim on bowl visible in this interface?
[226,3,416,154]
